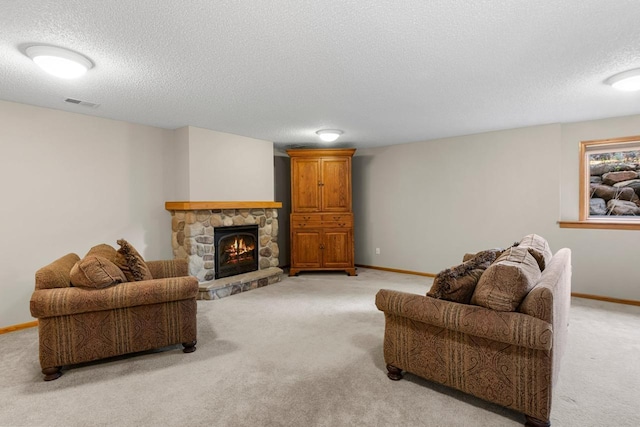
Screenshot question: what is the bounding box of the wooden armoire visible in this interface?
[287,148,356,276]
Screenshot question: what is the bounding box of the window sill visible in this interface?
[558,220,640,230]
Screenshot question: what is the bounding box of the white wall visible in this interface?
[354,124,562,274]
[172,126,191,200]
[0,103,279,328]
[3,97,637,326]
[558,114,640,300]
[187,126,274,201]
[0,100,177,327]
[354,118,640,301]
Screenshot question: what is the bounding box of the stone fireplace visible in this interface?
[166,201,283,299]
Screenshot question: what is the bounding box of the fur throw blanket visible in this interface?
[427,249,502,303]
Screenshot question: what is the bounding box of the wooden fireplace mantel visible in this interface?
[165,201,282,211]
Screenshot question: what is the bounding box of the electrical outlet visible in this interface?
[375,248,381,255]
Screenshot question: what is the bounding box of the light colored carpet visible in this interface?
[1,268,639,427]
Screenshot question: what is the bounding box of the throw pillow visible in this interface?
[470,246,541,312]
[518,234,553,272]
[70,255,127,289]
[427,249,501,304]
[114,239,153,282]
[85,243,118,262]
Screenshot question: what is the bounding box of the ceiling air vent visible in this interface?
[64,98,100,108]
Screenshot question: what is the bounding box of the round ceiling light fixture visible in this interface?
[26,45,93,79]
[605,68,640,92]
[316,129,343,142]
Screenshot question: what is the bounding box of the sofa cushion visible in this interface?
[70,255,127,289]
[471,246,541,311]
[518,285,553,323]
[518,234,552,272]
[428,249,501,304]
[114,239,153,282]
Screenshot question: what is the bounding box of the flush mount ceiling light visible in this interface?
[316,129,343,142]
[605,68,640,92]
[26,45,93,79]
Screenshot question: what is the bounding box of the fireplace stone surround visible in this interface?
[166,201,283,299]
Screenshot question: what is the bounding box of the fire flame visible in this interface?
[223,236,255,263]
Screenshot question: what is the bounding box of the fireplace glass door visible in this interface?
[214,225,259,279]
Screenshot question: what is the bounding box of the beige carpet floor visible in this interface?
[1,268,639,427]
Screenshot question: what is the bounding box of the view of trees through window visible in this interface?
[588,148,640,217]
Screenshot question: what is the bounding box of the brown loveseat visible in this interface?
[375,242,571,427]
[30,242,199,381]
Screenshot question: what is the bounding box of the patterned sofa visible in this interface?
[30,242,198,381]
[375,241,571,427]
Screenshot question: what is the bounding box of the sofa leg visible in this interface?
[525,415,550,427]
[182,340,197,353]
[386,364,403,381]
[42,367,62,381]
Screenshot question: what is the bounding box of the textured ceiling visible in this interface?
[1,0,640,150]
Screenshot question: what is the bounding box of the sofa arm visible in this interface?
[375,289,552,351]
[146,258,189,279]
[30,276,198,318]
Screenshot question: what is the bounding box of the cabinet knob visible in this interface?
[318,181,324,187]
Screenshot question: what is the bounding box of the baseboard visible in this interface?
[0,291,634,335]
[357,265,640,306]
[0,320,38,335]
[571,293,640,307]
[355,264,436,278]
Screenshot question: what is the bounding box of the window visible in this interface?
[579,135,640,224]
